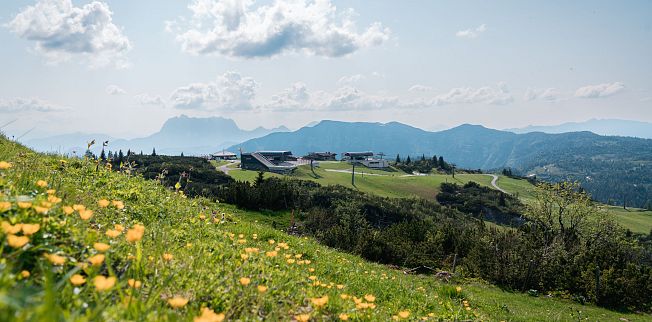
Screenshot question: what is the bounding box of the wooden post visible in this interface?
[451,253,457,274]
[595,265,600,303]
[522,260,534,291]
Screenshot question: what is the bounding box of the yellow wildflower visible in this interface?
[294,253,303,259]
[456,286,462,292]
[128,279,142,288]
[240,254,249,260]
[62,206,74,215]
[268,239,275,245]
[0,161,12,169]
[46,189,56,195]
[339,313,349,320]
[98,199,110,208]
[47,195,61,204]
[93,275,116,291]
[111,200,124,209]
[0,201,12,212]
[7,235,29,248]
[194,308,225,322]
[239,277,251,286]
[72,204,86,211]
[398,311,410,319]
[21,270,30,278]
[308,275,317,280]
[33,206,49,214]
[257,285,268,293]
[364,294,376,302]
[88,254,105,266]
[265,251,277,257]
[311,295,329,308]
[163,253,174,261]
[168,296,189,308]
[79,209,93,220]
[44,253,66,265]
[105,229,121,238]
[17,202,32,209]
[94,242,110,252]
[36,180,48,188]
[336,284,344,289]
[21,223,40,235]
[70,274,86,285]
[126,224,145,242]
[286,259,295,264]
[295,314,310,322]
[340,294,349,300]
[2,221,22,234]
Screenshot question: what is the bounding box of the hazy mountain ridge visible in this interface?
[507,119,652,139]
[23,115,289,156]
[231,120,652,207]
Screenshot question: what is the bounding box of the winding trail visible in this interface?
[486,174,508,193]
[218,161,240,175]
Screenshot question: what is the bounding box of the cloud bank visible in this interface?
[0,98,70,113]
[169,0,390,58]
[574,82,625,98]
[7,0,131,68]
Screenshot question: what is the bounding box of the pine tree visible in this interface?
[395,154,401,163]
[180,152,184,157]
[438,156,445,168]
[118,150,124,161]
[127,149,131,156]
[152,148,157,156]
[100,149,106,161]
[406,155,411,164]
[432,155,438,167]
[421,154,426,162]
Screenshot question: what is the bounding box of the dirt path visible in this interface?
[218,161,240,175]
[486,174,508,193]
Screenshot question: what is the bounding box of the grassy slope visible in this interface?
[229,162,493,200]
[494,176,652,234]
[1,142,647,320]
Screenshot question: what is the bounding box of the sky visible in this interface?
[0,0,651,139]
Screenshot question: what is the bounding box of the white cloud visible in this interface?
[106,85,126,95]
[168,0,390,58]
[7,0,131,68]
[169,71,258,110]
[0,98,70,113]
[524,88,561,101]
[455,24,487,39]
[135,94,165,107]
[574,82,625,98]
[428,83,513,106]
[265,82,310,110]
[337,74,365,85]
[408,85,432,92]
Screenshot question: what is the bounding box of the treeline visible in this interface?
[437,181,525,227]
[216,175,652,311]
[394,154,454,174]
[108,155,234,198]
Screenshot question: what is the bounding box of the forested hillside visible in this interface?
[232,121,652,207]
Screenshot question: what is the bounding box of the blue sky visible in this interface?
[0,0,650,139]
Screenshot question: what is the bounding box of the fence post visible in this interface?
[451,253,458,274]
[595,265,600,304]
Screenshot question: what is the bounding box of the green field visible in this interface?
[229,161,493,199]
[1,137,649,321]
[225,162,652,235]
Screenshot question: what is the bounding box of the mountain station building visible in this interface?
[241,151,298,173]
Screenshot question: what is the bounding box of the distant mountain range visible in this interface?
[507,119,652,139]
[24,115,289,156]
[231,120,652,207]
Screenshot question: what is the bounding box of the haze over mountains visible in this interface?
[233,120,652,208]
[24,115,289,156]
[507,119,652,139]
